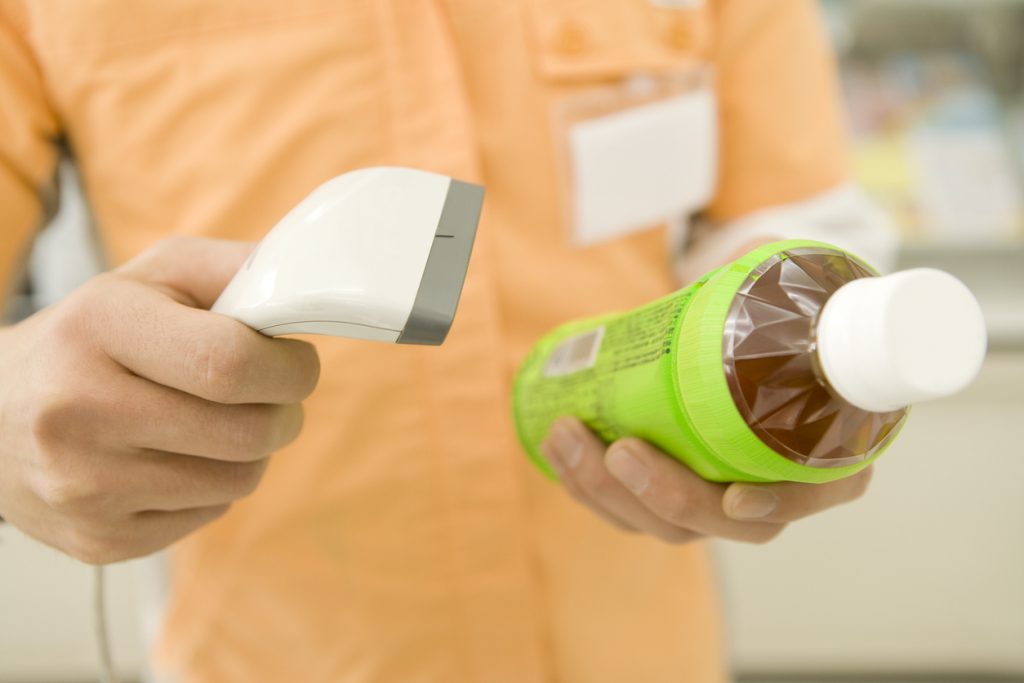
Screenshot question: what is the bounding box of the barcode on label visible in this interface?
[543,326,605,377]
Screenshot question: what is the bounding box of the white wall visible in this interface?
[0,536,146,682]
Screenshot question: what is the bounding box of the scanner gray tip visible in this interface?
[397,179,485,345]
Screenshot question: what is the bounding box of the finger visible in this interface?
[102,373,305,462]
[604,437,786,544]
[66,504,231,565]
[540,441,637,533]
[117,452,270,512]
[89,277,320,404]
[722,467,874,524]
[542,418,700,543]
[132,504,232,554]
[116,236,255,309]
[33,444,268,518]
[60,370,304,461]
[540,424,639,534]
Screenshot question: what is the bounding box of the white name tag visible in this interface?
[566,86,717,247]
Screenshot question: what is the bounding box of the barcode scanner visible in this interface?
[213,167,485,345]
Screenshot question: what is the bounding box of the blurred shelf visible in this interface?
[826,0,1024,7]
[898,237,1024,257]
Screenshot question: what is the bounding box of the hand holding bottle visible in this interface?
[518,238,985,544]
[540,416,873,544]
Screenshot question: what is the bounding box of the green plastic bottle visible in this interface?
[512,240,986,484]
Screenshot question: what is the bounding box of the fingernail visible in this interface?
[549,424,583,470]
[606,447,649,495]
[728,486,778,520]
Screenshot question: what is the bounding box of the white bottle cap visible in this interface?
[815,268,987,413]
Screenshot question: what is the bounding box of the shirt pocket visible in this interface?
[522,0,712,85]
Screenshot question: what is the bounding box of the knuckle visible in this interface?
[30,394,76,450]
[48,293,95,344]
[72,272,122,311]
[47,274,125,352]
[186,334,251,402]
[658,490,693,527]
[37,469,101,513]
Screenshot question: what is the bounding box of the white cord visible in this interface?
[94,565,121,683]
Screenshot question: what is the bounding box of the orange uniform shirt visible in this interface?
[0,1,847,681]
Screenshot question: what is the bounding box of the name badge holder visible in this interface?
[551,66,718,247]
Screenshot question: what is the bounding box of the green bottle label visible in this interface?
[513,283,712,479]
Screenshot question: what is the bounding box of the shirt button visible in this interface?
[553,19,590,55]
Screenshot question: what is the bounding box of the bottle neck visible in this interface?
[722,248,907,468]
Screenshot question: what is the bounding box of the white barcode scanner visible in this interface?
[212,167,485,344]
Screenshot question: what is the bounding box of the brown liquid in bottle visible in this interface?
[722,248,908,468]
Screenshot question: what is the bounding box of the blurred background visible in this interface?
[2,1,1022,681]
[718,2,1024,682]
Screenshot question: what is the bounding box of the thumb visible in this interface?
[116,236,256,309]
